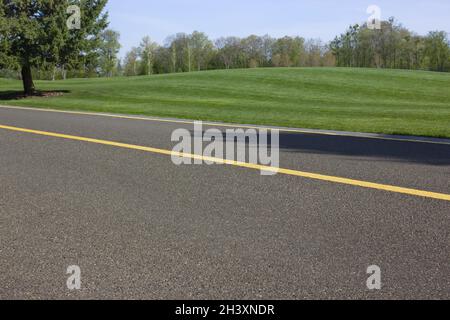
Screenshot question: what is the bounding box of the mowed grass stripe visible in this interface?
[1,124,449,202]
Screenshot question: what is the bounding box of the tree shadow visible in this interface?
[277,132,450,166]
[0,90,69,101]
[189,130,450,166]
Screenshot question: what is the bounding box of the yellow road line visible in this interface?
[0,124,449,202]
[1,105,449,145]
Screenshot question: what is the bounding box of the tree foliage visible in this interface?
[3,11,449,83]
[0,0,108,93]
[123,32,334,76]
[330,18,450,72]
[98,28,120,77]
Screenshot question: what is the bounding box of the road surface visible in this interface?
[0,105,449,299]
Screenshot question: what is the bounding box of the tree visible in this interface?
[189,31,213,71]
[0,0,108,95]
[165,33,190,72]
[123,47,139,76]
[272,36,305,67]
[99,29,121,77]
[138,36,158,75]
[153,46,171,74]
[215,37,242,69]
[304,39,324,67]
[241,35,265,68]
[328,19,438,70]
[424,31,450,72]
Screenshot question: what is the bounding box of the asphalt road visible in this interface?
[0,105,449,300]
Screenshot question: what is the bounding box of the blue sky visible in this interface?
[106,0,450,58]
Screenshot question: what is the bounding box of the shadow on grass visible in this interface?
[0,90,69,100]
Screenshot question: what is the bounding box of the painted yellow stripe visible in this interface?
[0,124,449,202]
[1,105,449,145]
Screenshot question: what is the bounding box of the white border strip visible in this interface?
[1,105,449,145]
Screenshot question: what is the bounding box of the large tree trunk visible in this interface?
[21,65,35,95]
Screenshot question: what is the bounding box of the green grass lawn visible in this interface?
[1,67,450,138]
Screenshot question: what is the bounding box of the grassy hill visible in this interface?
[1,67,450,138]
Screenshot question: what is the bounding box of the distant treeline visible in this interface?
[331,18,450,72]
[120,33,336,77]
[2,17,449,80]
